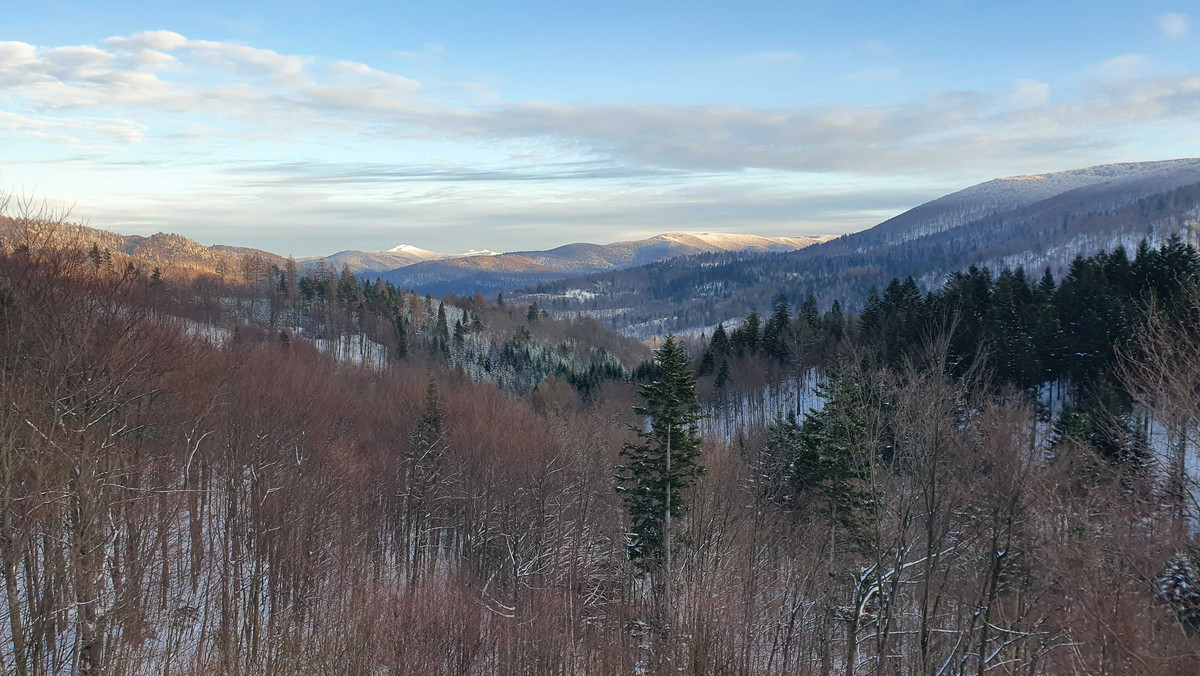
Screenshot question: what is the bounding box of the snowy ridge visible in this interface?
[868,158,1200,247]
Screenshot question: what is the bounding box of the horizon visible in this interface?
[4,2,1200,256]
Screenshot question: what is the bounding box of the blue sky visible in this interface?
[2,1,1199,255]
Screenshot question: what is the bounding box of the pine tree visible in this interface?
[715,360,731,390]
[435,303,450,341]
[859,287,882,339]
[762,294,791,362]
[710,323,731,357]
[336,263,358,304]
[735,310,761,355]
[823,300,844,340]
[799,293,820,331]
[615,336,706,583]
[394,315,409,359]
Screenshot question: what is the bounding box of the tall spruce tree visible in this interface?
[616,336,706,583]
[762,294,792,362]
[710,323,731,357]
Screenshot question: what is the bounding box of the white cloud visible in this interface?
[1092,54,1152,81]
[5,30,1200,254]
[1009,79,1051,108]
[103,30,188,52]
[1157,12,1191,38]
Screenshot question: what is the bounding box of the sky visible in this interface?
[2,1,1199,256]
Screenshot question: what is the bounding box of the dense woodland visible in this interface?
[3,204,1200,675]
[697,236,1200,463]
[523,180,1200,338]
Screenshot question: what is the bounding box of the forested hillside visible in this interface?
[519,159,1200,338]
[4,200,1200,674]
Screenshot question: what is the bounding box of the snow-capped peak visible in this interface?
[387,244,430,254]
[381,244,444,260]
[459,249,500,257]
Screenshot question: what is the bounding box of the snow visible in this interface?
[871,157,1200,247]
[384,244,442,259]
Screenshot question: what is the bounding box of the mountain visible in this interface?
[858,158,1200,248]
[300,244,445,273]
[516,158,1200,338]
[0,218,286,278]
[373,232,833,295]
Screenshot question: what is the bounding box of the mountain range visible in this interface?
[7,157,1199,342]
[514,158,1200,338]
[303,232,835,295]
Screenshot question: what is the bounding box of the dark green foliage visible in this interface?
[394,315,409,359]
[731,310,760,356]
[336,264,359,304]
[435,303,450,341]
[758,364,876,528]
[822,300,844,340]
[1051,396,1148,467]
[615,336,706,571]
[709,323,731,357]
[859,287,882,338]
[798,293,820,331]
[715,360,731,390]
[762,294,791,362]
[697,349,715,377]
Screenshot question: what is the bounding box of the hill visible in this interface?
[517,158,1200,338]
[373,232,832,295]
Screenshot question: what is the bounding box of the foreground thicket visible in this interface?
[1,221,1199,674]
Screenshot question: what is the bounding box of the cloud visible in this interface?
[5,32,1200,179]
[103,30,188,52]
[1157,12,1191,38]
[6,31,1200,255]
[1092,54,1152,81]
[1009,79,1051,108]
[225,159,682,187]
[325,60,420,92]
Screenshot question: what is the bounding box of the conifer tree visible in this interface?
[859,287,883,340]
[715,360,731,391]
[799,293,821,331]
[710,323,731,357]
[436,303,450,341]
[762,294,791,362]
[615,336,706,587]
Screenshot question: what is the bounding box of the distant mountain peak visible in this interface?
[382,244,443,259]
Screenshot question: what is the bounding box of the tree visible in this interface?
[762,294,791,362]
[799,293,820,332]
[615,336,706,624]
[710,323,731,357]
[715,360,731,391]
